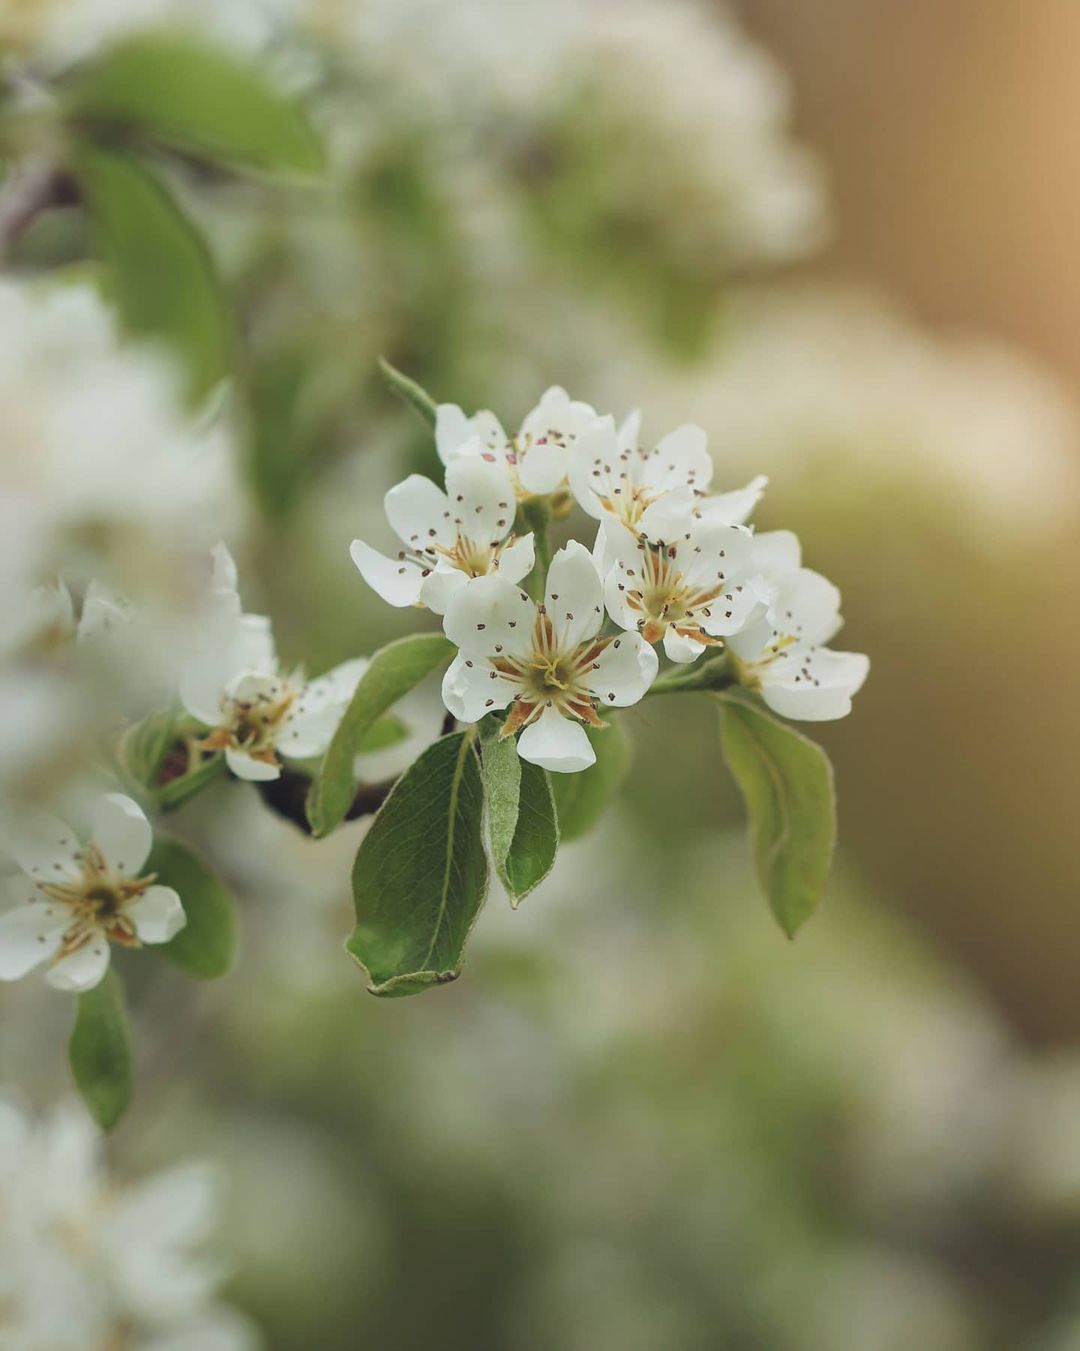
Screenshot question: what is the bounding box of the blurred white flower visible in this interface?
[0,1093,258,1349]
[441,542,657,772]
[179,545,363,781]
[350,456,533,613]
[0,792,183,993]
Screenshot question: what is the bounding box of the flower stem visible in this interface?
[645,649,738,698]
[519,496,553,599]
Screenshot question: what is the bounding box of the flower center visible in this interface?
[494,610,612,735]
[36,845,155,955]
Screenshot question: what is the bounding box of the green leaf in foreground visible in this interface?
[480,724,558,906]
[149,838,236,979]
[70,35,323,174]
[69,969,133,1131]
[347,731,487,997]
[550,719,631,842]
[308,633,454,837]
[378,357,438,428]
[75,145,228,402]
[717,691,836,938]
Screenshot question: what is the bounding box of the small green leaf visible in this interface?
[69,969,133,1131]
[357,714,410,754]
[717,690,836,938]
[550,719,631,842]
[480,723,558,906]
[75,145,229,401]
[347,730,487,996]
[308,633,455,837]
[119,708,178,788]
[157,752,226,809]
[149,838,236,979]
[378,357,438,428]
[69,35,323,174]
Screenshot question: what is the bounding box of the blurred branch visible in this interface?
[0,161,78,260]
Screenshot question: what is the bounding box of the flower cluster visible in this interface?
[353,386,869,773]
[0,1095,258,1350]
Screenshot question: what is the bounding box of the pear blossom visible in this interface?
[0,793,184,993]
[601,517,769,664]
[179,546,364,782]
[570,410,766,543]
[441,541,657,772]
[350,455,534,613]
[435,385,610,500]
[0,1095,259,1350]
[727,531,870,720]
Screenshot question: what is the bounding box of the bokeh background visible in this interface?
[3,1,1080,1347]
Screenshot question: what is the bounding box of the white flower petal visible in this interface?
[644,423,713,494]
[441,653,516,723]
[128,885,185,944]
[517,707,596,773]
[445,454,516,543]
[435,403,473,463]
[0,812,82,884]
[518,439,567,496]
[418,559,469,615]
[496,533,535,585]
[545,541,603,649]
[179,652,228,727]
[663,628,707,664]
[227,614,276,677]
[679,523,756,591]
[771,568,842,646]
[567,422,621,519]
[0,903,67,980]
[589,634,658,705]
[636,484,697,542]
[210,542,239,592]
[46,941,111,992]
[350,539,425,608]
[617,408,642,453]
[749,528,802,578]
[695,474,769,527]
[384,474,452,551]
[761,648,870,722]
[443,575,535,658]
[224,746,280,782]
[92,793,152,877]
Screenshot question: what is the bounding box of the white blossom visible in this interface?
[436,386,610,500]
[0,1095,258,1350]
[350,455,533,613]
[0,793,183,993]
[728,531,870,721]
[569,408,767,542]
[601,518,769,664]
[179,546,363,782]
[441,541,657,772]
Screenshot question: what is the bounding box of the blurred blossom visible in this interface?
[632,286,1080,542]
[0,1093,258,1349]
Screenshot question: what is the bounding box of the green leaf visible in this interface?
[149,838,236,979]
[69,35,323,175]
[480,723,558,906]
[717,691,836,938]
[157,751,226,809]
[75,145,229,402]
[119,708,178,789]
[69,969,133,1131]
[357,714,410,754]
[550,719,631,842]
[378,357,438,428]
[307,633,455,837]
[347,730,487,996]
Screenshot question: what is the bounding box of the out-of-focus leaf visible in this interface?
[378,357,438,428]
[717,690,836,938]
[149,838,236,980]
[480,722,558,906]
[347,731,487,996]
[308,634,454,838]
[69,969,133,1131]
[120,709,178,789]
[157,752,226,809]
[550,719,631,842]
[357,714,410,754]
[75,145,228,401]
[69,35,323,175]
